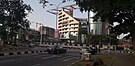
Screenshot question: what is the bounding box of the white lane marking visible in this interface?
[63,57,74,62]
[33,54,49,58]
[32,54,39,55]
[42,55,57,59]
[72,62,75,64]
[0,59,14,63]
[32,64,41,66]
[59,56,72,60]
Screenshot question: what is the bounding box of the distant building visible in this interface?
[102,21,110,35]
[28,29,40,40]
[89,11,109,35]
[17,28,40,44]
[39,26,55,42]
[89,12,102,35]
[118,39,132,48]
[76,18,87,44]
[57,9,109,43]
[58,9,87,43]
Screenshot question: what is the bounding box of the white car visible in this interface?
[80,47,89,54]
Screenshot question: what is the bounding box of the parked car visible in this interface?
[47,45,67,54]
[80,47,98,55]
[88,47,98,55]
[80,47,89,54]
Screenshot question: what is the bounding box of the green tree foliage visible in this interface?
[0,0,32,45]
[109,33,119,45]
[75,0,135,38]
[74,0,135,52]
[91,34,118,46]
[91,35,102,45]
[38,0,49,8]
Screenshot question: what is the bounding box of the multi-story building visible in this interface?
[76,18,87,44]
[39,26,55,42]
[57,9,109,43]
[58,9,87,43]
[89,11,109,35]
[89,11,102,35]
[17,28,40,44]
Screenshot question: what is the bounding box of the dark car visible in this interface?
[88,47,98,55]
[47,45,67,54]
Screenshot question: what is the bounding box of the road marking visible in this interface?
[32,64,41,66]
[71,62,75,64]
[59,56,72,60]
[32,54,39,55]
[0,59,14,63]
[42,55,57,59]
[33,54,49,58]
[63,57,74,62]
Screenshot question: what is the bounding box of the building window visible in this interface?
[63,14,65,17]
[59,19,62,22]
[66,17,69,20]
[59,12,62,15]
[59,16,62,18]
[70,20,74,22]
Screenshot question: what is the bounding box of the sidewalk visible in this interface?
[111,53,135,66]
[67,52,135,66]
[0,46,47,56]
[0,46,44,52]
[95,53,135,66]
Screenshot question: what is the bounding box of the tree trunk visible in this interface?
[14,34,17,45]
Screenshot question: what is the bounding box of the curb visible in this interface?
[0,50,47,56]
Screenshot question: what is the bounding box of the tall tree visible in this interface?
[38,0,49,8]
[74,0,135,53]
[0,0,32,45]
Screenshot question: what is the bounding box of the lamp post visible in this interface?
[106,23,111,53]
[49,1,65,38]
[87,11,90,45]
[40,23,43,45]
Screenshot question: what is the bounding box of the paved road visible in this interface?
[0,51,80,66]
[0,47,47,53]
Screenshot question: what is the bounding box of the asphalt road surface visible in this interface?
[0,51,80,66]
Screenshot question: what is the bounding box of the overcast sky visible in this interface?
[23,0,87,29]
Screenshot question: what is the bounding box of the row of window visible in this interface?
[58,21,78,25]
[59,32,78,34]
[59,28,78,31]
[58,12,62,15]
[58,14,65,18]
[58,25,79,28]
[58,23,77,27]
[58,17,69,22]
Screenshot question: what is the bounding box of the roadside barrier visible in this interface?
[0,50,46,56]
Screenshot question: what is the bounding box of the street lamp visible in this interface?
[48,1,65,38]
[87,11,90,45]
[39,23,43,45]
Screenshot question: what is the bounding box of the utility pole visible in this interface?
[40,24,43,45]
[107,34,111,53]
[87,11,90,45]
[49,1,65,39]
